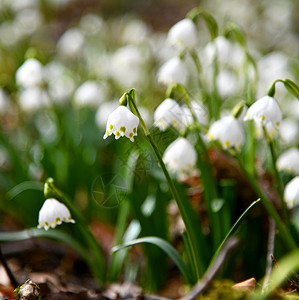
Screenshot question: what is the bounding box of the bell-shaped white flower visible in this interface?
[167,18,199,49]
[244,96,282,129]
[74,81,105,107]
[15,58,44,88]
[182,101,208,126]
[154,98,184,131]
[284,176,299,209]
[38,198,75,230]
[157,57,188,86]
[163,137,197,174]
[276,148,299,175]
[207,115,245,151]
[103,106,139,142]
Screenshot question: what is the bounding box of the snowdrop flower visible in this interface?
[95,100,119,128]
[74,81,105,107]
[38,198,75,230]
[18,87,50,113]
[276,148,299,175]
[57,28,85,58]
[167,18,199,49]
[163,137,197,174]
[279,118,299,146]
[154,98,184,131]
[15,58,44,88]
[216,70,239,98]
[284,176,299,209]
[182,101,208,126]
[244,96,282,130]
[208,115,244,151]
[157,57,188,86]
[103,106,139,142]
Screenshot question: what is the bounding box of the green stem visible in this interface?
[125,92,205,278]
[44,178,106,284]
[236,158,296,250]
[263,128,290,225]
[146,134,203,278]
[209,198,260,268]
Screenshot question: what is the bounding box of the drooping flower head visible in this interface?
[163,137,197,174]
[103,106,139,142]
[157,57,188,86]
[15,58,44,88]
[276,148,299,175]
[207,115,244,151]
[284,176,299,209]
[38,198,75,230]
[154,98,184,131]
[244,96,282,129]
[167,18,199,49]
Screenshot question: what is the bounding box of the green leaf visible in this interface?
[0,228,91,265]
[6,181,43,200]
[267,78,299,99]
[111,236,194,284]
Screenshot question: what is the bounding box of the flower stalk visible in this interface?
[125,90,205,279]
[44,178,106,284]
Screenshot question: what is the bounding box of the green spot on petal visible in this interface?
[109,124,113,130]
[120,126,126,133]
[129,132,133,138]
[133,127,137,134]
[115,131,120,137]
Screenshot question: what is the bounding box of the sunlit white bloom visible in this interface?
[78,14,105,36]
[276,148,299,175]
[44,61,75,103]
[15,58,44,88]
[154,98,184,131]
[182,101,208,126]
[110,45,148,87]
[103,106,139,142]
[279,118,299,145]
[38,198,75,230]
[167,18,199,49]
[216,70,239,98]
[18,87,50,113]
[163,137,197,174]
[95,100,119,128]
[74,81,105,107]
[157,57,188,86]
[14,8,43,37]
[121,19,149,44]
[57,28,85,58]
[284,176,299,209]
[208,115,244,150]
[244,96,282,130]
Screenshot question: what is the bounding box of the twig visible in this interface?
[262,218,276,294]
[179,237,239,300]
[0,245,19,288]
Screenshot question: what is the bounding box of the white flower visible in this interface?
[95,100,119,128]
[207,115,244,151]
[244,96,282,129]
[57,28,85,58]
[157,57,188,86]
[18,87,50,113]
[103,106,139,142]
[74,81,105,107]
[284,176,299,209]
[181,101,208,126]
[154,98,184,131]
[279,118,299,146]
[15,58,44,88]
[163,137,197,174]
[216,70,239,98]
[38,198,75,230]
[276,148,299,175]
[167,18,199,49]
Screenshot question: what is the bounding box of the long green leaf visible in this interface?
[0,228,91,264]
[6,181,43,200]
[111,236,193,284]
